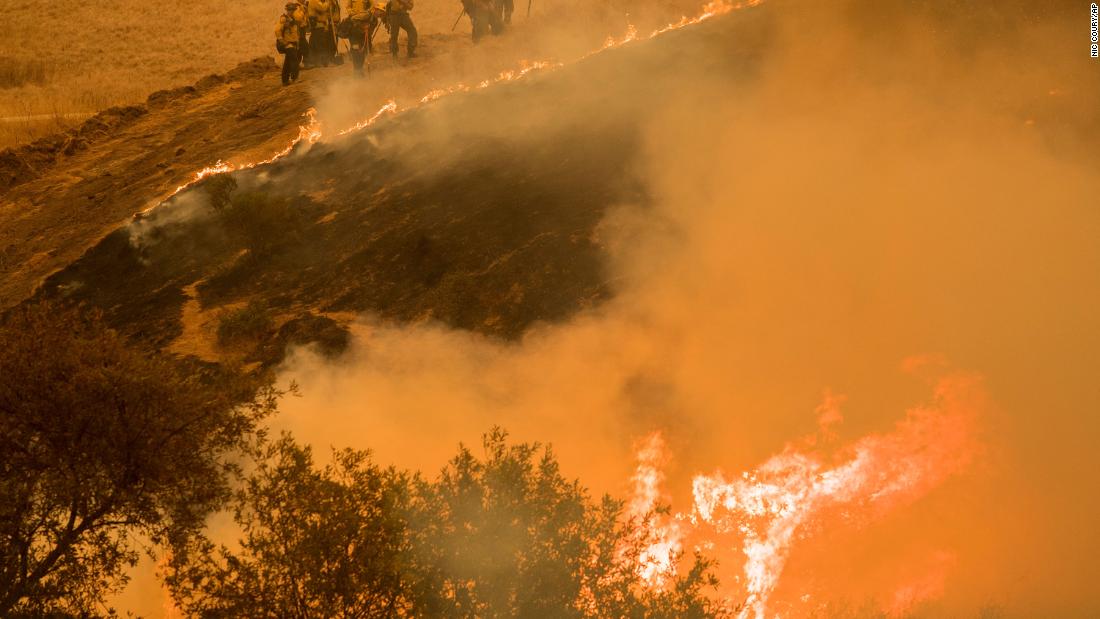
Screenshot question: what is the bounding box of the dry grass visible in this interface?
[0,0,275,148]
[0,56,47,88]
[0,0,700,149]
[0,0,474,149]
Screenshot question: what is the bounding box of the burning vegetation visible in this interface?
[1,0,1097,616]
[626,373,986,618]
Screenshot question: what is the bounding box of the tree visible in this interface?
[407,429,727,618]
[404,430,598,618]
[167,436,410,618]
[0,302,278,616]
[168,428,730,618]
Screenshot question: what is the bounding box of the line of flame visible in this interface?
[161,107,322,206]
[158,0,764,208]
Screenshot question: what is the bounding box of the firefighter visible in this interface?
[462,0,502,42]
[342,0,371,76]
[387,0,417,58]
[367,0,387,53]
[307,0,340,67]
[291,0,312,68]
[496,0,512,26]
[275,3,303,85]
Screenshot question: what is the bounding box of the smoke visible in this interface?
[266,1,1100,615]
[96,0,1099,616]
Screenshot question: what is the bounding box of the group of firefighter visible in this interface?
[276,0,515,85]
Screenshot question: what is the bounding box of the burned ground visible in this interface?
[0,56,312,309]
[34,11,770,362]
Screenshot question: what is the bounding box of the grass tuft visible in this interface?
[0,57,47,89]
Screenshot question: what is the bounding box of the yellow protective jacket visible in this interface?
[308,0,340,30]
[389,0,413,12]
[276,13,302,47]
[292,1,309,32]
[346,0,370,20]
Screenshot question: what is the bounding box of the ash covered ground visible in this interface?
[36,9,769,361]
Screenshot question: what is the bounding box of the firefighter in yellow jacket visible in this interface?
[289,0,311,68]
[367,0,387,53]
[308,0,340,67]
[387,0,417,58]
[342,0,371,76]
[462,0,501,43]
[275,3,303,85]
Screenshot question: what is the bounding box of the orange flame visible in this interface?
[165,107,322,202]
[336,99,398,135]
[156,0,765,210]
[628,432,683,585]
[628,372,985,618]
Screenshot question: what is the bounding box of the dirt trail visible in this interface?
[0,113,96,123]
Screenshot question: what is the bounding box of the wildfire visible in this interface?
[628,371,986,618]
[336,99,398,135]
[156,0,765,208]
[166,107,322,200]
[627,432,683,585]
[601,24,639,50]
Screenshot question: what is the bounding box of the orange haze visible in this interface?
[99,1,1096,616]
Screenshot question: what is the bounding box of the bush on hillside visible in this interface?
[216,299,274,346]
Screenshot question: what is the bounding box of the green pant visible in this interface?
[388,12,417,56]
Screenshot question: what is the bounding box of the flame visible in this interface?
[165,107,322,201]
[627,432,683,585]
[156,551,182,618]
[336,99,398,135]
[154,0,764,210]
[627,372,985,618]
[601,24,639,50]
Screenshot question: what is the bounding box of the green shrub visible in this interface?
[221,191,303,259]
[202,174,238,212]
[216,300,273,345]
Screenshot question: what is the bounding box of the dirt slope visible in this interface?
[0,56,312,308]
[2,4,772,370]
[30,10,771,365]
[0,0,690,313]
[0,26,521,309]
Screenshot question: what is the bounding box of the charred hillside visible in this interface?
[37,8,772,360]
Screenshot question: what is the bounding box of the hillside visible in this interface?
[16,5,769,368]
[0,0,714,319]
[0,0,465,146]
[2,1,1099,615]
